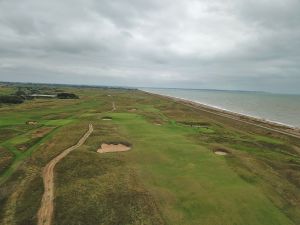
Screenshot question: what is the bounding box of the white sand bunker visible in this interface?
[26,121,38,125]
[213,148,229,156]
[214,151,228,155]
[97,143,131,153]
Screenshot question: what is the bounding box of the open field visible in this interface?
[0,84,300,225]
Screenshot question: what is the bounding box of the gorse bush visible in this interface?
[57,93,79,99]
[0,95,24,104]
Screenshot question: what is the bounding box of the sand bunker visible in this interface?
[26,121,38,125]
[213,148,229,156]
[128,108,137,112]
[214,151,228,155]
[97,143,131,153]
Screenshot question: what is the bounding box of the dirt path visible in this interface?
[112,101,116,111]
[37,124,93,225]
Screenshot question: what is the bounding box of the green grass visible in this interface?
[253,134,284,144]
[42,119,74,126]
[107,113,294,225]
[0,85,299,225]
[0,86,16,95]
[0,126,60,184]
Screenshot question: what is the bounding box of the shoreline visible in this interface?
[141,90,300,139]
[165,94,296,128]
[193,100,295,128]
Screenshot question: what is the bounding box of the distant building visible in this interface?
[30,94,56,98]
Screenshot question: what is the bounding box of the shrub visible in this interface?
[0,95,24,104]
[57,93,79,99]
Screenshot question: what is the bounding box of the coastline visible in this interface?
[141,90,300,139]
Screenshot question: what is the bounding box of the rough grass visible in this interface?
[54,150,165,225]
[0,147,13,174]
[0,121,93,225]
[14,176,44,225]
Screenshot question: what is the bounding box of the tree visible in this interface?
[0,95,24,104]
[57,93,79,99]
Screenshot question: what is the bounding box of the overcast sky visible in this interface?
[0,0,299,93]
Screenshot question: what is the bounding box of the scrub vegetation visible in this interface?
[0,84,300,225]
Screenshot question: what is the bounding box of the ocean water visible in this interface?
[141,88,300,128]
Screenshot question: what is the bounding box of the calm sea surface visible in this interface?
[141,88,300,128]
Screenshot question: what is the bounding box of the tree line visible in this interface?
[0,88,79,104]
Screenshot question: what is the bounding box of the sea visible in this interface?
[141,88,300,128]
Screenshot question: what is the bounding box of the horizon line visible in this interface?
[1,80,299,96]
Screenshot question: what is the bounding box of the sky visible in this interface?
[0,0,299,94]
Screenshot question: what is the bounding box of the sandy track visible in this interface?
[112,101,116,111]
[37,124,93,225]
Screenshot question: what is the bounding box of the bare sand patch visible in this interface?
[213,148,229,156]
[128,108,137,112]
[18,146,27,151]
[97,143,131,153]
[214,151,228,155]
[294,146,300,154]
[26,121,38,125]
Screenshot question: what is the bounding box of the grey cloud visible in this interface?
[0,0,299,93]
[234,0,300,29]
